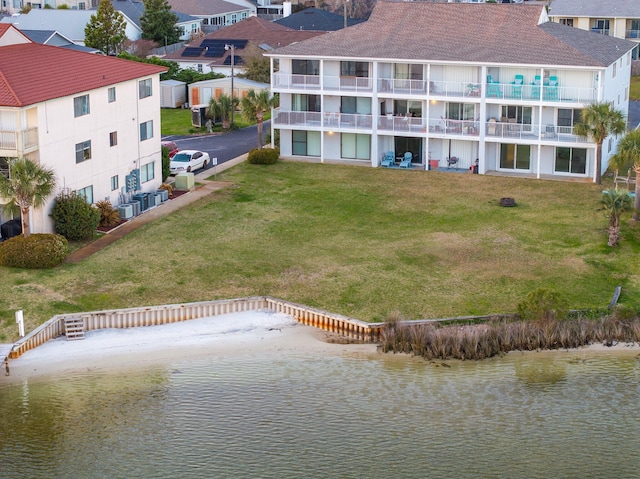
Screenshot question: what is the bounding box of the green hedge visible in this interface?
[0,234,68,268]
[247,147,279,165]
[51,191,100,241]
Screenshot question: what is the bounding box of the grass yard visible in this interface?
[631,75,640,101]
[1,163,639,342]
[161,108,257,137]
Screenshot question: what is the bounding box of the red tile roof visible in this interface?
[270,1,636,68]
[0,43,167,107]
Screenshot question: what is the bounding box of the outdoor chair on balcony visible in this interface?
[544,77,559,101]
[511,75,524,99]
[531,75,541,99]
[446,156,459,168]
[487,75,501,97]
[381,151,396,168]
[399,152,413,168]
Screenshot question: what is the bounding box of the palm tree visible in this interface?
[608,129,640,221]
[0,157,56,238]
[599,189,633,247]
[241,89,278,149]
[574,102,626,185]
[207,94,238,130]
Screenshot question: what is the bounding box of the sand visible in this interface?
[3,310,378,382]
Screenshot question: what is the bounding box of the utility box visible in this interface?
[175,172,195,190]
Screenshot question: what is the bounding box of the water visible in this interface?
[1,345,639,478]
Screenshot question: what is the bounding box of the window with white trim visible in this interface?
[75,140,91,163]
[108,87,116,103]
[74,95,90,117]
[292,131,320,156]
[110,131,117,147]
[140,162,155,183]
[111,175,119,191]
[139,78,152,99]
[77,185,94,204]
[140,120,153,141]
[555,147,586,174]
[341,133,371,160]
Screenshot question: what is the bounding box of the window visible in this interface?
[341,97,372,115]
[202,18,209,25]
[500,144,530,170]
[197,64,203,73]
[139,78,152,99]
[555,147,586,174]
[140,162,155,183]
[557,108,582,134]
[292,60,319,76]
[74,94,90,117]
[593,19,610,34]
[241,11,247,19]
[393,99,421,117]
[111,175,119,191]
[613,62,616,78]
[560,18,574,27]
[231,13,237,23]
[108,87,116,103]
[292,131,320,156]
[446,103,475,120]
[292,94,320,112]
[109,131,118,147]
[140,120,153,141]
[501,106,532,125]
[75,140,91,163]
[394,64,423,80]
[340,61,369,77]
[341,133,370,160]
[78,1,85,8]
[77,185,94,204]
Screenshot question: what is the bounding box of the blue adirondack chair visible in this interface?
[381,151,395,167]
[399,152,413,168]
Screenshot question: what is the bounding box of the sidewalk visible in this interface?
[65,154,247,264]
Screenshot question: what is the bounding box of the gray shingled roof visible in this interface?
[550,0,640,18]
[269,1,636,68]
[274,7,366,31]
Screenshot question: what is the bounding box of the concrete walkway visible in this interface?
[65,154,247,264]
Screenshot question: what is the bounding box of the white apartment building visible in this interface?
[0,24,166,234]
[267,2,636,182]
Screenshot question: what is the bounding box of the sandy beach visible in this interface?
[4,310,378,382]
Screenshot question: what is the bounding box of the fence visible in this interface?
[8,296,384,359]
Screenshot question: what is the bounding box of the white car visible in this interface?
[170,150,210,175]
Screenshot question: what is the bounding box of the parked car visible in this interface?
[169,150,210,174]
[161,140,179,159]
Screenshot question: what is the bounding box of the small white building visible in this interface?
[0,24,166,234]
[161,80,188,108]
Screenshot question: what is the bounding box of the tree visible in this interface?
[237,44,270,84]
[140,0,180,46]
[599,189,633,247]
[241,89,279,149]
[574,102,626,185]
[0,157,56,239]
[609,129,640,221]
[85,0,127,55]
[207,94,239,130]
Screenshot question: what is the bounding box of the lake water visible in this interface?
[1,344,639,478]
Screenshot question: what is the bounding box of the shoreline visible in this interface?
[3,311,639,384]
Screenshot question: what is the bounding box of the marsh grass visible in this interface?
[381,313,640,360]
[1,162,640,341]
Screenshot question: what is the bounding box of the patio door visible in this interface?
[500,106,532,131]
[394,137,422,164]
[499,144,530,170]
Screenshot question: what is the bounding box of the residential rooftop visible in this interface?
[549,0,640,18]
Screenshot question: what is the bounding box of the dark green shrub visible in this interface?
[0,234,68,268]
[161,146,171,181]
[51,191,100,241]
[95,200,121,227]
[517,288,568,322]
[247,147,279,165]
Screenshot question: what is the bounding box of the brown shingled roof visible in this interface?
[165,16,325,63]
[0,43,166,107]
[268,1,636,68]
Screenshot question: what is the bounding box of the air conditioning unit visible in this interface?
[156,189,169,202]
[117,204,134,219]
[128,201,141,217]
[146,192,156,208]
[154,193,163,205]
[132,193,149,211]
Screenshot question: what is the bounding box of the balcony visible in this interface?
[427,118,479,137]
[378,115,426,133]
[485,82,596,103]
[0,127,38,156]
[590,28,610,36]
[323,76,372,93]
[273,109,322,127]
[485,121,589,143]
[273,73,373,93]
[272,109,373,130]
[273,73,321,91]
[626,29,640,39]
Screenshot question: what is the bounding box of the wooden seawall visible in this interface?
[8,296,385,359]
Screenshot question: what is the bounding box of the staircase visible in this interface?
[64,317,85,340]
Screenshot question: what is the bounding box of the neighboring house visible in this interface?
[549,0,640,59]
[274,6,366,31]
[0,9,141,45]
[21,29,101,53]
[1,0,99,15]
[266,1,636,183]
[166,0,256,33]
[165,16,324,75]
[0,24,166,234]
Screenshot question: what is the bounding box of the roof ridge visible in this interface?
[0,70,22,107]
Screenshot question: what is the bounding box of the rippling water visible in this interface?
[1,348,639,478]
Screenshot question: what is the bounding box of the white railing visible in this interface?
[485,121,589,143]
[626,29,640,39]
[324,112,373,129]
[273,72,321,90]
[272,109,322,127]
[377,115,425,133]
[0,127,38,153]
[9,297,383,358]
[427,118,480,137]
[323,76,372,92]
[486,82,597,103]
[377,78,428,95]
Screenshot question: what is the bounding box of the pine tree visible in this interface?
[140,0,180,46]
[85,0,127,55]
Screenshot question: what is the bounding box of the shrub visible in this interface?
[159,183,174,196]
[0,234,68,268]
[51,191,100,241]
[517,288,568,322]
[95,200,121,227]
[161,146,171,181]
[248,147,279,165]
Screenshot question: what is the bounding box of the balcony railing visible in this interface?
[626,29,640,39]
[485,121,588,143]
[590,28,610,35]
[378,115,426,133]
[324,112,372,129]
[485,82,597,103]
[427,118,479,137]
[273,73,321,91]
[323,76,372,92]
[272,109,322,126]
[0,127,38,154]
[377,78,428,95]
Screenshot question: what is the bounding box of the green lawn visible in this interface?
[1,163,639,342]
[161,108,260,137]
[631,75,640,101]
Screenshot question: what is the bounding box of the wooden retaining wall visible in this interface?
[8,296,384,359]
